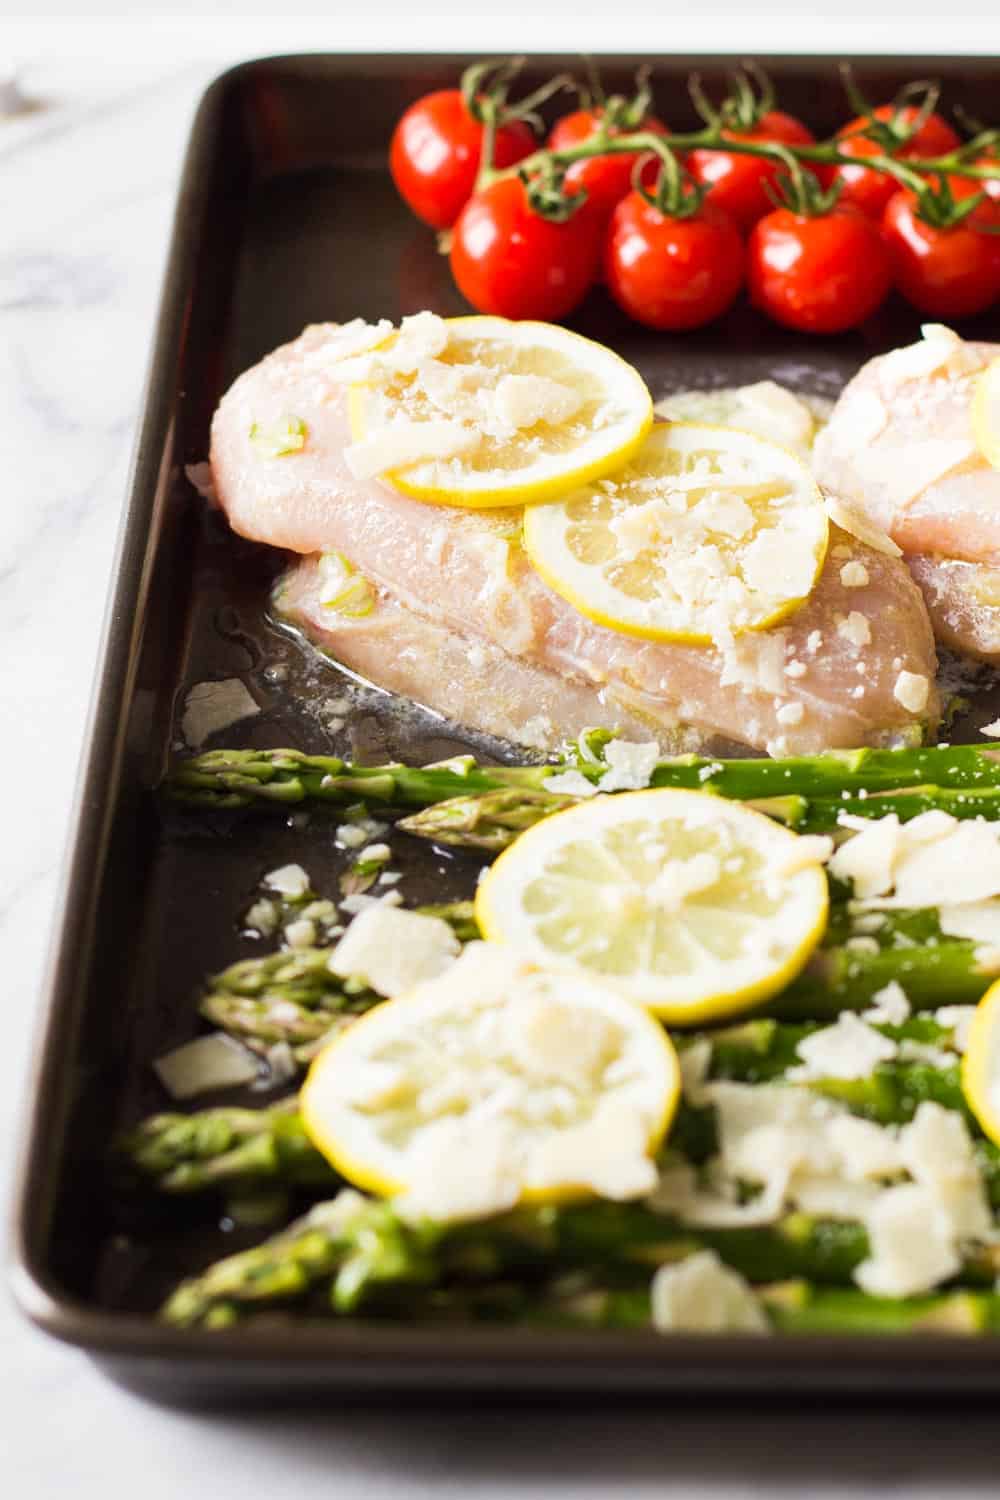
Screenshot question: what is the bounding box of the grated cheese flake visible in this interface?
[328,904,460,997]
[893,671,930,715]
[840,560,870,589]
[855,1183,962,1298]
[791,1013,897,1080]
[651,1251,770,1334]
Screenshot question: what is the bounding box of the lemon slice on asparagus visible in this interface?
[522,421,828,644]
[301,944,680,1217]
[961,977,1000,1145]
[972,357,1000,471]
[345,312,652,508]
[475,789,829,1023]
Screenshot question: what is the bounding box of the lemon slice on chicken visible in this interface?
[475,789,829,1023]
[301,944,679,1219]
[972,357,1000,471]
[344,313,652,508]
[522,421,828,644]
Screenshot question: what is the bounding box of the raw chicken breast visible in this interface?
[813,328,1000,660]
[211,323,939,754]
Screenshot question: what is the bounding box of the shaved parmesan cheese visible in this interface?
[980,719,1000,738]
[154,1033,259,1099]
[791,1175,884,1220]
[544,769,599,798]
[855,1183,961,1297]
[283,917,317,950]
[889,822,1000,909]
[776,702,804,727]
[313,317,393,367]
[492,373,583,430]
[899,1102,992,1242]
[829,814,902,899]
[396,1118,522,1224]
[824,495,902,557]
[938,901,1000,946]
[328,904,460,997]
[840,560,870,589]
[935,1006,977,1052]
[770,834,833,878]
[861,980,910,1026]
[345,418,479,479]
[838,611,871,648]
[263,863,310,898]
[826,1115,903,1180]
[524,1096,658,1200]
[893,670,930,714]
[651,1251,770,1334]
[599,739,660,792]
[791,1013,897,1080]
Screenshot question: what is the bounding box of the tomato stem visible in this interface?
[467,58,1000,221]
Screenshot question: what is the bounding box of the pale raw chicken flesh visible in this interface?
[814,330,1000,663]
[209,322,939,754]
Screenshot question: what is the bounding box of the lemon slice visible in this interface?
[961,977,1000,1144]
[345,313,652,508]
[475,789,829,1023]
[522,421,828,645]
[972,357,1000,470]
[301,944,680,1219]
[655,382,819,456]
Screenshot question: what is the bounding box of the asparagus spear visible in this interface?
[118,1100,336,1194]
[772,938,996,1019]
[400,780,1000,851]
[164,742,1000,813]
[161,1191,1000,1329]
[163,748,554,810]
[546,1279,1000,1336]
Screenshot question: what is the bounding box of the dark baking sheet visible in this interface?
[11,53,1000,1405]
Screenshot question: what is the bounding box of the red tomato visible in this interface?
[970,154,1000,202]
[390,90,536,229]
[686,112,816,232]
[882,188,1000,319]
[824,105,962,220]
[748,204,893,333]
[605,192,745,330]
[548,108,669,227]
[450,176,602,321]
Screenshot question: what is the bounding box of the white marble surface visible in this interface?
[5,8,1000,1494]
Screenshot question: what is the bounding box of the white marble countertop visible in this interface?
[5,8,1000,1494]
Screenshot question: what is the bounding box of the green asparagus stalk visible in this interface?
[161,1191,1000,1329]
[772,938,996,1019]
[400,780,1000,851]
[546,1280,1000,1336]
[163,743,1000,817]
[163,748,553,810]
[117,1100,336,1194]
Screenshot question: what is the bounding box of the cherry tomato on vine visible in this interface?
[821,105,962,220]
[967,153,1000,202]
[450,176,602,321]
[605,191,745,330]
[548,107,669,227]
[390,90,536,229]
[748,204,893,334]
[882,188,1000,319]
[686,112,816,232]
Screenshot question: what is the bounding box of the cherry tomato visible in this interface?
[390,90,536,230]
[968,153,1000,202]
[686,112,816,232]
[748,204,893,333]
[823,105,962,220]
[882,188,1000,319]
[605,192,745,330]
[450,176,602,321]
[548,108,669,227]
